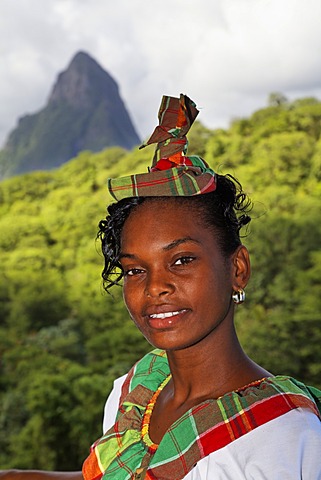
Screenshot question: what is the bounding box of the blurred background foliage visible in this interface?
[0,95,320,469]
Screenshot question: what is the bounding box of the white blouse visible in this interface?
[102,375,321,479]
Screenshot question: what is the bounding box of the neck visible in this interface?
[165,323,270,404]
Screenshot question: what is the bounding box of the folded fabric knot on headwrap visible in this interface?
[108,94,216,200]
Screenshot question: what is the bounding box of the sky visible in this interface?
[1,0,321,147]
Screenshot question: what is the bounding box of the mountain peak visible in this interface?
[0,52,140,178]
[48,51,119,108]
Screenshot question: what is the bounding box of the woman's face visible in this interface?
[119,199,248,352]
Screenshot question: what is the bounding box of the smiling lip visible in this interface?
[146,308,189,329]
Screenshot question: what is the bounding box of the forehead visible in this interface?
[120,198,216,251]
[124,198,196,229]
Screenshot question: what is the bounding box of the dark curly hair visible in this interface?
[98,174,252,292]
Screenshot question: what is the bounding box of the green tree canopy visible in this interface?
[0,95,320,469]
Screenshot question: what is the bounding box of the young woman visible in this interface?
[82,95,321,479]
[1,95,321,479]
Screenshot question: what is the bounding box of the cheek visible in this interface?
[122,283,139,316]
[197,267,232,305]
[122,287,131,312]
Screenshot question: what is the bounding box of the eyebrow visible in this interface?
[163,236,201,251]
[119,252,135,260]
[119,236,201,260]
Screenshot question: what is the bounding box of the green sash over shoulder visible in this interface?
[83,350,321,480]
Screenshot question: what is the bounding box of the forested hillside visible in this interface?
[0,95,320,470]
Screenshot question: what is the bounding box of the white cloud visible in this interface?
[1,0,321,146]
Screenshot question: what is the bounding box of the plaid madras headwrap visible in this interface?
[140,94,199,166]
[82,350,321,480]
[107,94,217,201]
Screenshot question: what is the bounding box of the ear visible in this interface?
[231,245,251,290]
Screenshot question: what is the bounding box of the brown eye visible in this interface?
[125,268,144,276]
[174,256,195,266]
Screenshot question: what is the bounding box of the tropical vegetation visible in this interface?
[0,94,320,470]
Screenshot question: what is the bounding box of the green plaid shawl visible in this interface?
[82,350,321,480]
[107,95,217,201]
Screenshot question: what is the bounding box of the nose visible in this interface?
[144,268,175,298]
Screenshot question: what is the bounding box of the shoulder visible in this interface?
[121,348,170,394]
[191,408,321,479]
[231,375,321,422]
[102,349,169,433]
[262,376,321,418]
[102,374,127,433]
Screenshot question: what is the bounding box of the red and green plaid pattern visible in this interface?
[82,350,321,480]
[108,164,216,201]
[139,94,199,165]
[107,95,217,200]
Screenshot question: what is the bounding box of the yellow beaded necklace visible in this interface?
[141,374,172,453]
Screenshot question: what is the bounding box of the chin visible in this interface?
[142,333,183,351]
[146,335,198,353]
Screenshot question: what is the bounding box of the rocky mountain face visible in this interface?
[0,52,140,179]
